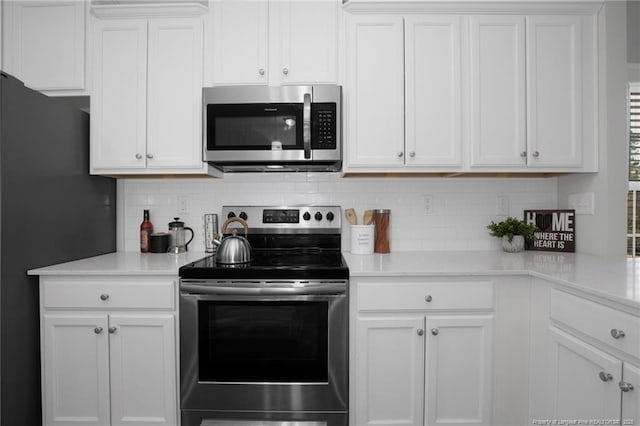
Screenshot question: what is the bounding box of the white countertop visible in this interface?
[29,250,640,309]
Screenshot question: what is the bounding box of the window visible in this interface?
[627,83,640,256]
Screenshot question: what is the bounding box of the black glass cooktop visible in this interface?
[179,249,349,280]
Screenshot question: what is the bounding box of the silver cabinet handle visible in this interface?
[100,294,109,301]
[94,327,103,334]
[108,326,117,334]
[398,152,404,158]
[425,295,432,303]
[599,371,613,382]
[520,151,527,157]
[258,68,265,76]
[431,328,439,336]
[409,151,415,158]
[417,329,424,336]
[146,153,154,159]
[303,93,311,159]
[611,329,626,339]
[282,68,289,75]
[532,151,540,158]
[135,153,143,160]
[620,381,635,392]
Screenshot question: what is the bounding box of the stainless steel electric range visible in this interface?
[179,206,348,426]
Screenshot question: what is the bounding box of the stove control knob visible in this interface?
[239,212,248,221]
[315,212,323,221]
[303,212,311,221]
[326,212,335,222]
[227,212,236,219]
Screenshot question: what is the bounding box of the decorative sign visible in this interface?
[523,209,575,252]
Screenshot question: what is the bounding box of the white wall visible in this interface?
[558,2,628,259]
[117,174,557,252]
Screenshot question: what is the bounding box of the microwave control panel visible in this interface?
[311,103,337,150]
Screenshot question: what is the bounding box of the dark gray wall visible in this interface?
[629,1,640,63]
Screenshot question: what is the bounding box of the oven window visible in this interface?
[207,103,303,150]
[198,301,328,383]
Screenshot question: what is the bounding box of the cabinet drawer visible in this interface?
[43,279,175,310]
[357,281,493,311]
[549,289,640,358]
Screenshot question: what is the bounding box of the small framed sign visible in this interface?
[524,209,575,252]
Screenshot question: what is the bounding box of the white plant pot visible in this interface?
[502,235,525,253]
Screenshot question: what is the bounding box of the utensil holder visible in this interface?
[351,225,374,254]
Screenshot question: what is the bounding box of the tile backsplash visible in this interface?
[118,173,558,252]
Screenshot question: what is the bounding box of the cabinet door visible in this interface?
[622,362,640,426]
[345,15,405,169]
[211,0,268,85]
[109,314,177,426]
[4,0,85,92]
[355,316,425,426]
[147,18,204,170]
[547,327,622,420]
[91,19,148,171]
[42,314,110,426]
[526,15,583,168]
[405,15,462,168]
[271,0,338,85]
[425,315,493,426]
[469,15,526,168]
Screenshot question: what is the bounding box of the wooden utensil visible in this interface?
[362,210,374,225]
[345,208,357,225]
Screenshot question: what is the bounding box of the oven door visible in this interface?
[179,281,348,416]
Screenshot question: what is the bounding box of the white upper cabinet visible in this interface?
[405,15,462,168]
[3,0,86,94]
[211,1,268,85]
[526,15,593,169]
[211,0,339,86]
[345,15,405,168]
[469,15,526,168]
[90,5,208,175]
[344,6,598,174]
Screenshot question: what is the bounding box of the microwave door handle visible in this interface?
[303,93,311,159]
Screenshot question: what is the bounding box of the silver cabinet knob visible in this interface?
[398,152,404,158]
[425,295,432,303]
[599,371,613,382]
[431,328,439,336]
[108,326,117,334]
[620,381,635,392]
[611,329,626,339]
[282,68,289,75]
[258,68,265,76]
[146,153,154,159]
[100,294,109,301]
[532,151,540,158]
[520,151,527,157]
[417,329,424,336]
[135,153,143,160]
[94,327,103,334]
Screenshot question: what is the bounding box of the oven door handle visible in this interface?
[180,283,346,296]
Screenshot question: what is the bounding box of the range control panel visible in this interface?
[221,206,342,232]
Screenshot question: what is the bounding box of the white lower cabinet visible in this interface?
[352,278,494,426]
[39,277,178,426]
[540,287,640,425]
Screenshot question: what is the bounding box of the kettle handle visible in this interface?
[221,217,249,236]
[184,227,194,248]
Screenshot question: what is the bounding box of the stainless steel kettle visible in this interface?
[168,217,194,253]
[214,217,252,265]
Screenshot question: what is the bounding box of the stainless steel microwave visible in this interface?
[203,85,341,172]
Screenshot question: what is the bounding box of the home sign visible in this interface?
[523,209,576,253]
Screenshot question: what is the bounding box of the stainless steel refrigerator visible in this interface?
[0,72,117,425]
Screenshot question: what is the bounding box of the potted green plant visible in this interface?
[486,216,537,253]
